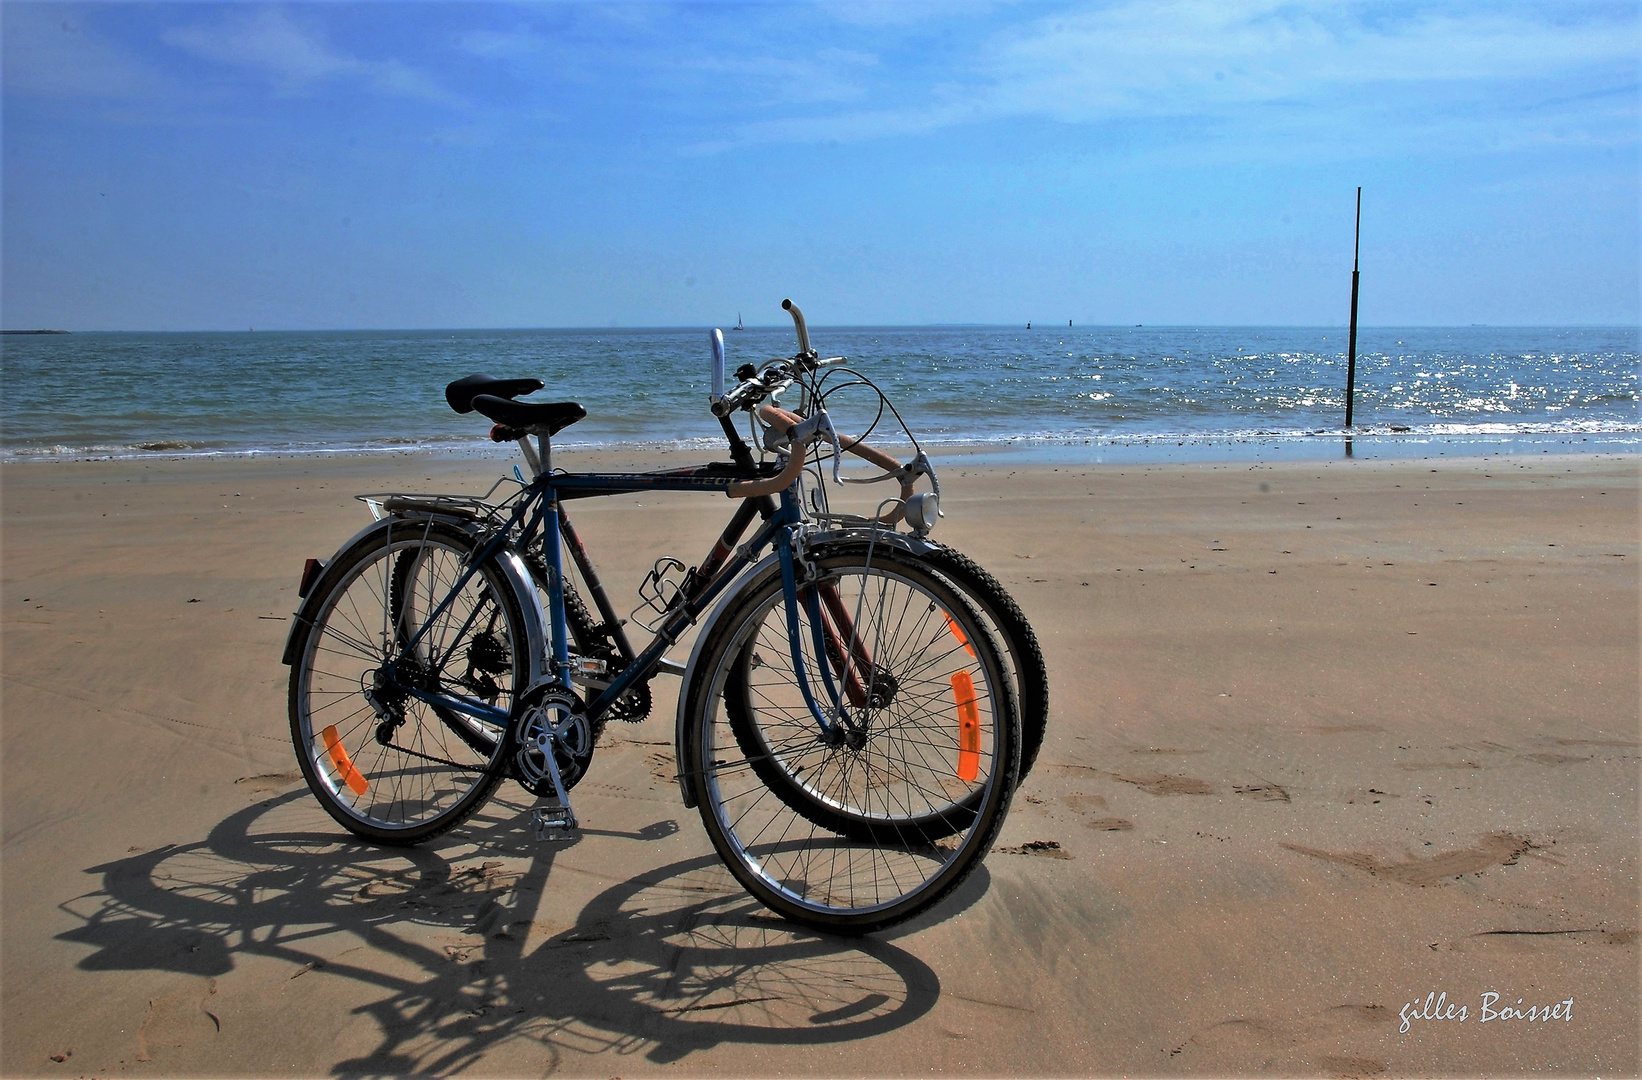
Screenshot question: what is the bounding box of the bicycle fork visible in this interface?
[776,533,884,747]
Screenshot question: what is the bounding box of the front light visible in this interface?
[904,492,939,535]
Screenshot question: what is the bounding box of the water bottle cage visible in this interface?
[632,557,690,632]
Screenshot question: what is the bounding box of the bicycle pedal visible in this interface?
[532,803,579,842]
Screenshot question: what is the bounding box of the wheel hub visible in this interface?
[863,668,898,709]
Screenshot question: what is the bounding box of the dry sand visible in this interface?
[2,448,1636,1077]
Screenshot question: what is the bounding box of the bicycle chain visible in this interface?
[382,738,511,777]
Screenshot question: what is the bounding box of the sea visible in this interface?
[1,325,1636,464]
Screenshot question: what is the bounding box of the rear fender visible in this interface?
[280,516,547,694]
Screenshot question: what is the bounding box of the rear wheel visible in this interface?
[912,544,1048,780]
[724,543,1043,838]
[289,521,526,845]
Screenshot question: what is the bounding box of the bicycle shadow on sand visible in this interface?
[57,788,983,1073]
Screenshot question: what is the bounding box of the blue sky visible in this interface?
[3,1,1637,329]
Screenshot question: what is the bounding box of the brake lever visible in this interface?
[911,450,942,510]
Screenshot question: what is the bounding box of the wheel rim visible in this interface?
[295,536,516,833]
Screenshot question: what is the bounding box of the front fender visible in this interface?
[673,549,784,808]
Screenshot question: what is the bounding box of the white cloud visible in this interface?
[716,1,1639,149]
[816,1,1012,28]
[977,1,1637,122]
[689,47,882,106]
[163,7,460,106]
[457,28,550,58]
[2,5,164,99]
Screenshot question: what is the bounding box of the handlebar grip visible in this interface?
[710,328,726,402]
[726,449,807,499]
[841,437,901,474]
[781,298,812,356]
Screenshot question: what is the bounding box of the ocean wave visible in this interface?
[4,420,1636,464]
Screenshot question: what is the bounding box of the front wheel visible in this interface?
[288,520,527,845]
[683,548,1020,934]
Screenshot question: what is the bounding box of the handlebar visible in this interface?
[708,299,827,417]
[758,401,916,523]
[710,300,939,526]
[725,446,809,498]
[757,404,900,474]
[710,354,844,418]
[710,327,726,403]
[782,298,812,356]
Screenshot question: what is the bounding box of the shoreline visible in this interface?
[3,427,1637,468]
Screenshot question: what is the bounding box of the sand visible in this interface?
[2,448,1636,1077]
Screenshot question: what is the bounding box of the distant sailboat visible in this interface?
[730,312,745,331]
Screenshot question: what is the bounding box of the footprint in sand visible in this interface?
[1169,1002,1390,1076]
[1111,773,1216,796]
[233,771,303,793]
[1282,832,1535,886]
[994,840,1071,859]
[1233,782,1291,803]
[1059,793,1133,831]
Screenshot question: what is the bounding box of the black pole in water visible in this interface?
[1345,187,1361,429]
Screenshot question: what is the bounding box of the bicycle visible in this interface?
[282,301,1046,933]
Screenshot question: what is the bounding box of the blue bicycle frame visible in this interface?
[389,462,856,741]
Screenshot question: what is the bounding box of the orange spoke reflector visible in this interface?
[944,611,977,658]
[951,671,981,782]
[322,725,369,795]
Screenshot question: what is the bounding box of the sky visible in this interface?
[3,1,1638,330]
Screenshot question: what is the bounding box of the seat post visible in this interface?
[517,437,543,477]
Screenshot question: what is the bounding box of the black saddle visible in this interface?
[444,373,585,438]
[445,373,546,413]
[472,394,586,438]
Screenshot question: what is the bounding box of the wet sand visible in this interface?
[2,449,1637,1077]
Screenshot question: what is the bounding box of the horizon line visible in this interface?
[6,322,1638,334]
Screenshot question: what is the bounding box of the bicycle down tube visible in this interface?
[389,467,854,742]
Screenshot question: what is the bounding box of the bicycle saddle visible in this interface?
[471,394,587,437]
[445,373,546,414]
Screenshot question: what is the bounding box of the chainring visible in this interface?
[603,675,653,723]
[510,686,602,797]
